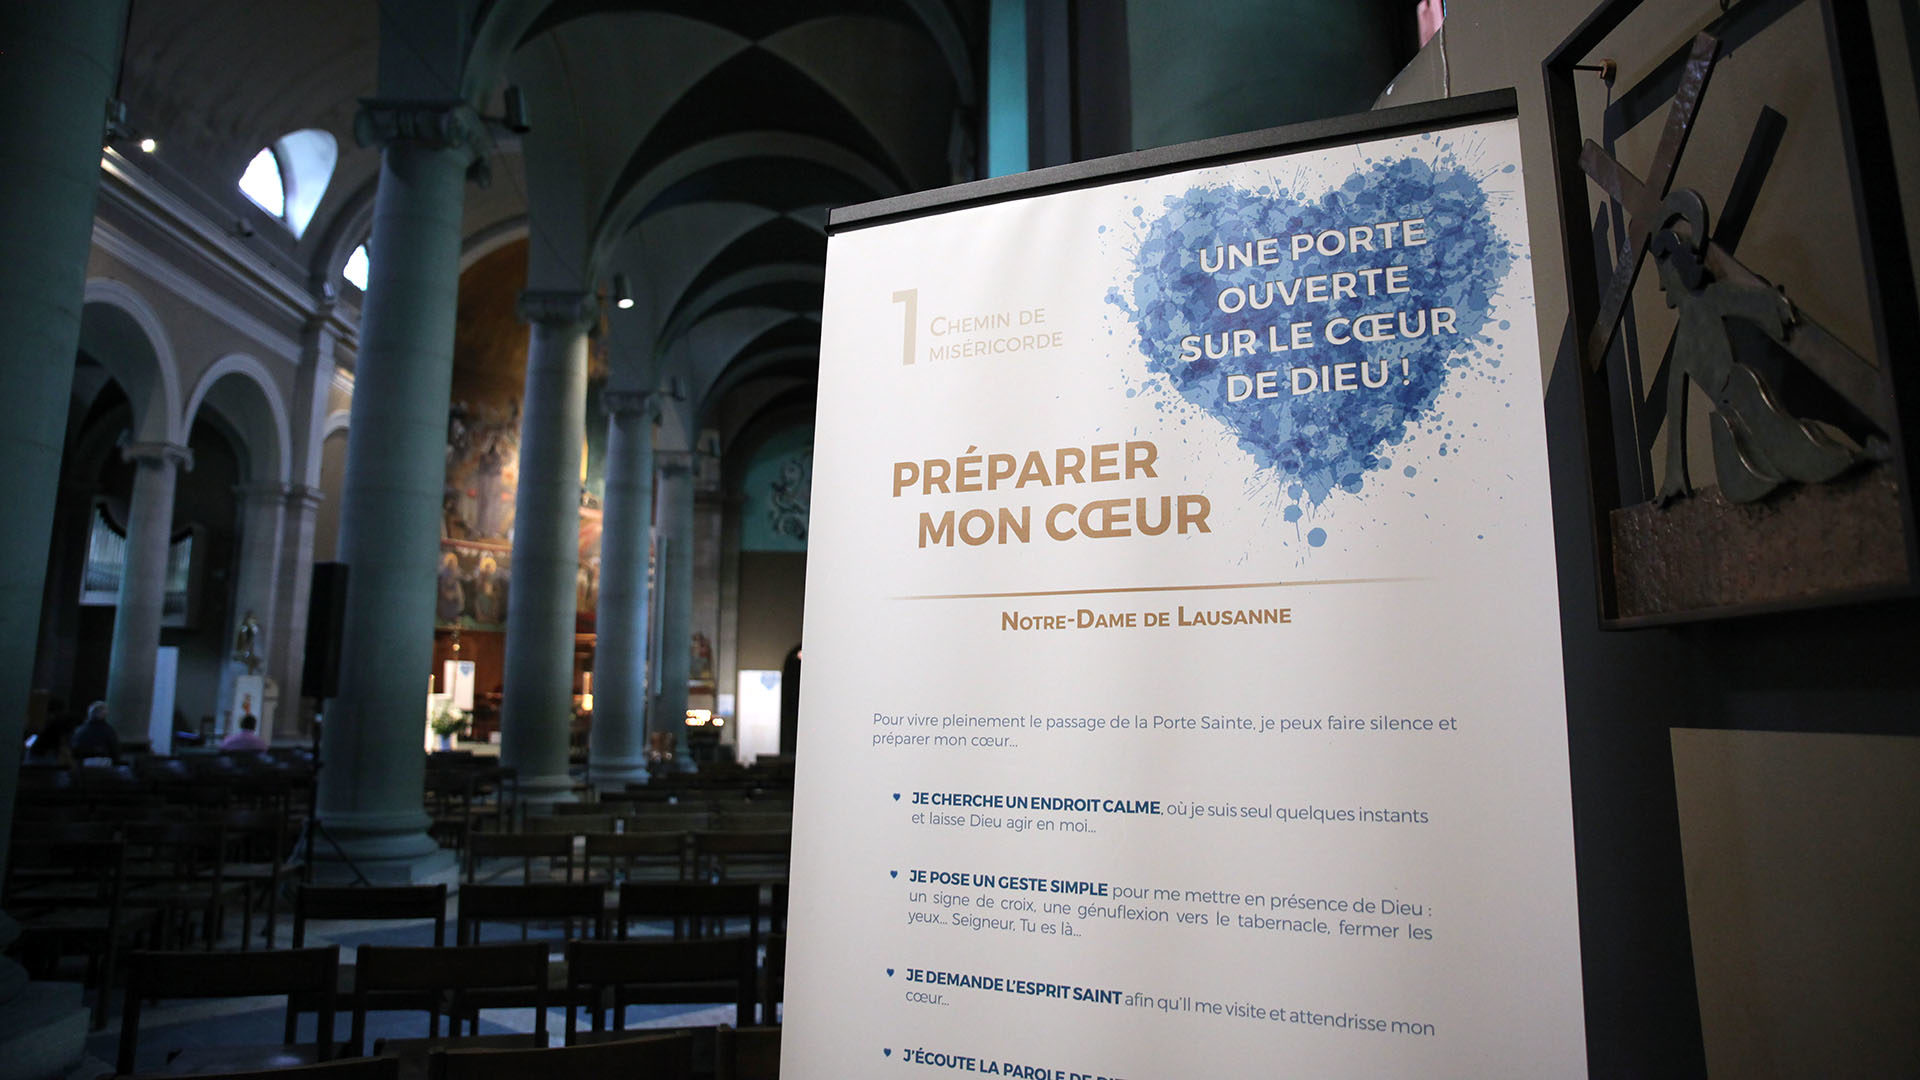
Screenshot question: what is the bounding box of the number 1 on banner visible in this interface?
[892,288,917,364]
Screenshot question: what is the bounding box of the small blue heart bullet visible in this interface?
[889,870,898,878]
[883,1048,891,1057]
[887,968,894,976]
[892,793,901,801]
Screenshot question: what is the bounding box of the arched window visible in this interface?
[236,129,338,238]
[342,243,370,292]
[239,149,284,217]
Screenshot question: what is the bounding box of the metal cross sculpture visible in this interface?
[1580,32,1888,504]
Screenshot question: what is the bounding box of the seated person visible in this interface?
[220,712,269,752]
[69,700,119,762]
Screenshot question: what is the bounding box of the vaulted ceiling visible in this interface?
[116,0,986,442]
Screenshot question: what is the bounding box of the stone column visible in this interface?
[318,100,485,878]
[270,484,324,735]
[589,390,657,789]
[274,308,340,740]
[499,291,595,806]
[653,451,696,768]
[0,5,129,1012]
[216,483,287,736]
[104,442,192,742]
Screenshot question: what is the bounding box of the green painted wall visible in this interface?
[1127,0,1411,150]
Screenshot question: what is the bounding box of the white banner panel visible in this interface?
[787,108,1585,1079]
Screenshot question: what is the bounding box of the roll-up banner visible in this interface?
[785,90,1587,1078]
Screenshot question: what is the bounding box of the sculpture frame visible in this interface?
[1543,0,1920,626]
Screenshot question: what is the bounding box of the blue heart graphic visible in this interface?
[892,793,901,801]
[887,967,895,976]
[883,1048,891,1057]
[889,870,898,878]
[1110,153,1513,534]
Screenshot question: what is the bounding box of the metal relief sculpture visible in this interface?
[1546,0,1920,623]
[1579,32,1885,508]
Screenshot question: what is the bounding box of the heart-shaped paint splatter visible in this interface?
[1110,152,1512,535]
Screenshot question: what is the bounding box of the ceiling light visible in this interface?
[613,272,634,310]
[138,137,157,153]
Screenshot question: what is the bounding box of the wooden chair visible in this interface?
[691,831,789,882]
[220,804,301,948]
[4,822,156,1029]
[428,1032,693,1080]
[521,813,610,836]
[465,832,574,884]
[618,808,711,835]
[123,819,251,950]
[285,884,449,1042]
[564,937,756,1038]
[615,882,761,952]
[583,831,688,885]
[451,884,602,1027]
[351,943,548,1058]
[716,1025,783,1080]
[603,787,679,807]
[714,812,792,834]
[456,882,605,945]
[426,765,518,853]
[116,946,340,1076]
[292,884,449,949]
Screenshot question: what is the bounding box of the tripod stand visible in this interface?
[299,714,370,886]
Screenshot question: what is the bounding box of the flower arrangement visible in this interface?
[429,701,468,738]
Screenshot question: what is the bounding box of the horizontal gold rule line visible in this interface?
[899,577,1418,601]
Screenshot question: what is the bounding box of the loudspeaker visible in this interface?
[301,562,349,701]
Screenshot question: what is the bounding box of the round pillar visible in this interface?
[499,291,595,806]
[319,100,485,877]
[104,442,191,746]
[653,451,697,768]
[588,390,657,789]
[0,3,130,966]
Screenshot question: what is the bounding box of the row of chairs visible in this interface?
[117,939,779,1077]
[467,830,789,884]
[528,805,790,833]
[425,759,518,850]
[282,882,787,1042]
[7,817,302,1027]
[17,758,314,822]
[11,808,301,931]
[110,1029,777,1080]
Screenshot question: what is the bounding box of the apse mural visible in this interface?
[437,239,608,631]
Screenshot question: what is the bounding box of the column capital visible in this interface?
[518,289,599,330]
[603,389,661,421]
[656,450,698,476]
[286,484,326,511]
[121,441,193,471]
[354,98,490,157]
